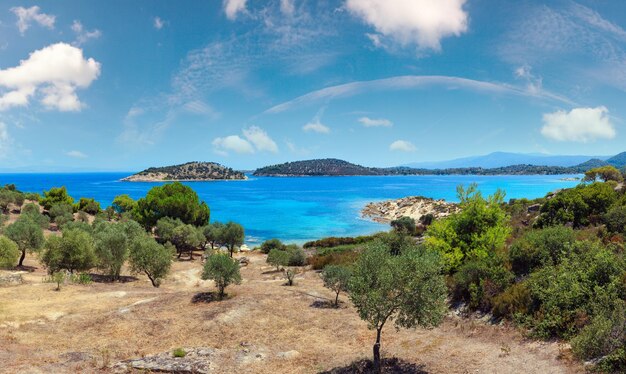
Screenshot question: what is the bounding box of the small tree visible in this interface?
[390,216,417,236]
[40,229,96,274]
[201,221,224,250]
[349,241,447,373]
[201,253,242,298]
[260,238,285,254]
[284,267,297,286]
[49,202,75,228]
[94,223,128,281]
[322,265,352,307]
[171,223,203,259]
[40,186,74,210]
[75,197,101,215]
[128,235,174,287]
[219,221,244,257]
[583,166,624,183]
[21,203,49,228]
[267,248,289,271]
[0,236,20,269]
[111,194,137,214]
[5,216,45,267]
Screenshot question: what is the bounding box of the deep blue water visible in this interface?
[0,173,581,244]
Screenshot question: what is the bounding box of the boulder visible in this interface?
[0,272,23,287]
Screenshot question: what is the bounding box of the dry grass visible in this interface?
[0,252,583,374]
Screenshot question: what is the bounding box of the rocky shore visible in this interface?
[362,196,458,223]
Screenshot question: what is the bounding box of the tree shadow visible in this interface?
[87,274,138,283]
[14,265,37,272]
[261,269,283,275]
[192,291,221,304]
[320,358,429,374]
[310,300,340,309]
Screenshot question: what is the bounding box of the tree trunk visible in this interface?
[146,272,159,288]
[229,246,233,257]
[373,327,382,373]
[335,291,340,307]
[18,249,26,267]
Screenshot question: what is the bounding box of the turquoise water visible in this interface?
[0,173,581,244]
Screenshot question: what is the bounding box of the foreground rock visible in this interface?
[362,196,458,223]
[113,347,216,373]
[0,271,24,287]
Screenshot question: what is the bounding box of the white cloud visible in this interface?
[11,6,55,35]
[541,106,616,142]
[71,20,102,46]
[154,17,165,30]
[65,150,87,158]
[212,135,255,154]
[266,75,573,114]
[346,0,468,51]
[280,0,295,15]
[0,123,12,159]
[359,116,392,127]
[224,0,247,20]
[243,126,278,153]
[302,122,330,134]
[0,43,101,111]
[389,140,416,152]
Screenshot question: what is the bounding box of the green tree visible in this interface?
[390,216,417,236]
[267,248,289,271]
[40,186,74,210]
[604,205,626,233]
[40,229,96,274]
[0,236,20,269]
[94,223,129,281]
[201,253,242,299]
[111,194,137,214]
[75,197,101,215]
[321,265,352,307]
[128,235,174,287]
[5,215,45,267]
[0,189,19,214]
[49,202,75,227]
[201,221,224,250]
[349,241,447,373]
[584,165,624,183]
[171,223,203,259]
[21,203,49,228]
[260,238,286,254]
[219,221,244,257]
[133,182,210,228]
[155,216,182,243]
[424,184,510,271]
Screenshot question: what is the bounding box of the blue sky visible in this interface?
[1,0,626,171]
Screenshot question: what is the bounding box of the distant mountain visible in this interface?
[606,152,626,168]
[122,162,246,182]
[253,158,382,176]
[405,152,609,169]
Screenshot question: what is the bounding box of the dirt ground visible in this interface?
[0,252,583,374]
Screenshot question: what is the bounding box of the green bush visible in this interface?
[5,215,45,267]
[94,223,129,281]
[75,198,101,215]
[267,248,289,271]
[111,194,137,214]
[286,245,306,266]
[322,265,352,306]
[390,216,417,235]
[604,205,626,234]
[0,236,20,269]
[451,254,513,311]
[508,226,576,276]
[40,186,74,211]
[308,251,359,270]
[172,348,187,358]
[491,282,531,319]
[260,238,285,254]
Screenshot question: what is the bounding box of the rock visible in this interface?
[238,257,249,266]
[277,350,300,359]
[527,204,541,213]
[361,196,458,224]
[113,347,216,373]
[0,272,23,287]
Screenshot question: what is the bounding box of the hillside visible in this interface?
[405,152,609,169]
[253,158,383,176]
[122,162,246,182]
[607,152,626,168]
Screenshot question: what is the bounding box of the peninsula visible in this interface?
[122,162,246,182]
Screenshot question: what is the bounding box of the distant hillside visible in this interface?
[606,152,626,168]
[253,159,382,176]
[122,162,246,182]
[406,152,609,169]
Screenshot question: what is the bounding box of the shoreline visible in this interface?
[361,196,459,224]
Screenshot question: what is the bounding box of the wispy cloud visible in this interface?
[266,75,573,114]
[223,0,248,20]
[389,140,416,152]
[11,6,55,35]
[65,150,88,158]
[359,116,392,127]
[154,16,165,30]
[71,20,102,46]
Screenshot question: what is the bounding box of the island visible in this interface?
[253,158,383,176]
[122,162,246,182]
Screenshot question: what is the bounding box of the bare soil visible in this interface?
[0,252,583,373]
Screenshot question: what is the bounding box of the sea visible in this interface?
[0,173,582,245]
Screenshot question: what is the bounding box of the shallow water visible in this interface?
[0,173,581,244]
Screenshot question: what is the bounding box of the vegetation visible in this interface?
[348,240,447,372]
[133,182,210,228]
[49,202,75,227]
[93,222,130,281]
[321,265,351,307]
[220,221,244,257]
[390,216,417,235]
[5,215,45,267]
[584,165,624,183]
[128,234,174,288]
[0,236,20,269]
[201,253,242,298]
[40,186,74,210]
[267,248,289,271]
[41,229,97,274]
[111,194,137,214]
[260,238,285,254]
[124,161,245,181]
[75,197,101,215]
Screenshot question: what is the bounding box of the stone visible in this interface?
[112,347,216,374]
[277,350,300,359]
[0,272,23,287]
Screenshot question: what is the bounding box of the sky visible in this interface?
[1,0,626,171]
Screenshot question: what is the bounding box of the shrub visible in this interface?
[260,238,285,254]
[267,248,289,271]
[155,217,183,243]
[94,223,129,281]
[21,203,49,228]
[286,245,306,266]
[40,229,96,274]
[508,226,576,276]
[171,223,203,259]
[284,268,297,286]
[0,236,20,269]
[390,216,417,235]
[128,235,174,288]
[451,254,513,311]
[303,235,376,249]
[491,282,532,319]
[218,221,244,257]
[52,271,66,291]
[604,205,626,234]
[201,221,224,249]
[202,253,242,298]
[49,202,75,227]
[322,265,352,306]
[75,198,101,215]
[111,194,137,214]
[308,251,359,270]
[172,348,187,358]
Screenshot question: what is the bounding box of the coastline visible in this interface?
[361,196,459,224]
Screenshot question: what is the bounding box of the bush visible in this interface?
[41,229,97,274]
[491,282,532,319]
[286,245,306,266]
[111,194,137,214]
[284,268,297,286]
[390,216,417,235]
[49,202,75,227]
[128,235,174,288]
[172,348,187,358]
[260,238,285,254]
[94,223,129,281]
[202,253,241,298]
[508,226,576,276]
[155,217,183,243]
[308,251,359,270]
[604,205,626,234]
[0,236,20,269]
[303,235,376,249]
[21,203,49,228]
[451,254,513,311]
[267,248,289,271]
[75,198,101,215]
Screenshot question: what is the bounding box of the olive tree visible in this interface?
[201,253,242,299]
[0,236,20,269]
[5,216,45,267]
[94,223,129,281]
[322,265,352,307]
[40,229,97,274]
[349,241,447,373]
[267,248,289,271]
[201,221,224,250]
[219,221,244,257]
[171,223,203,259]
[128,235,174,288]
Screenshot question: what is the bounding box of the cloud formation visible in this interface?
[0,43,101,111]
[359,116,392,127]
[65,150,87,158]
[541,106,616,142]
[389,140,416,152]
[346,0,468,51]
[71,21,102,46]
[213,126,278,155]
[154,17,165,30]
[224,0,247,20]
[11,6,55,35]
